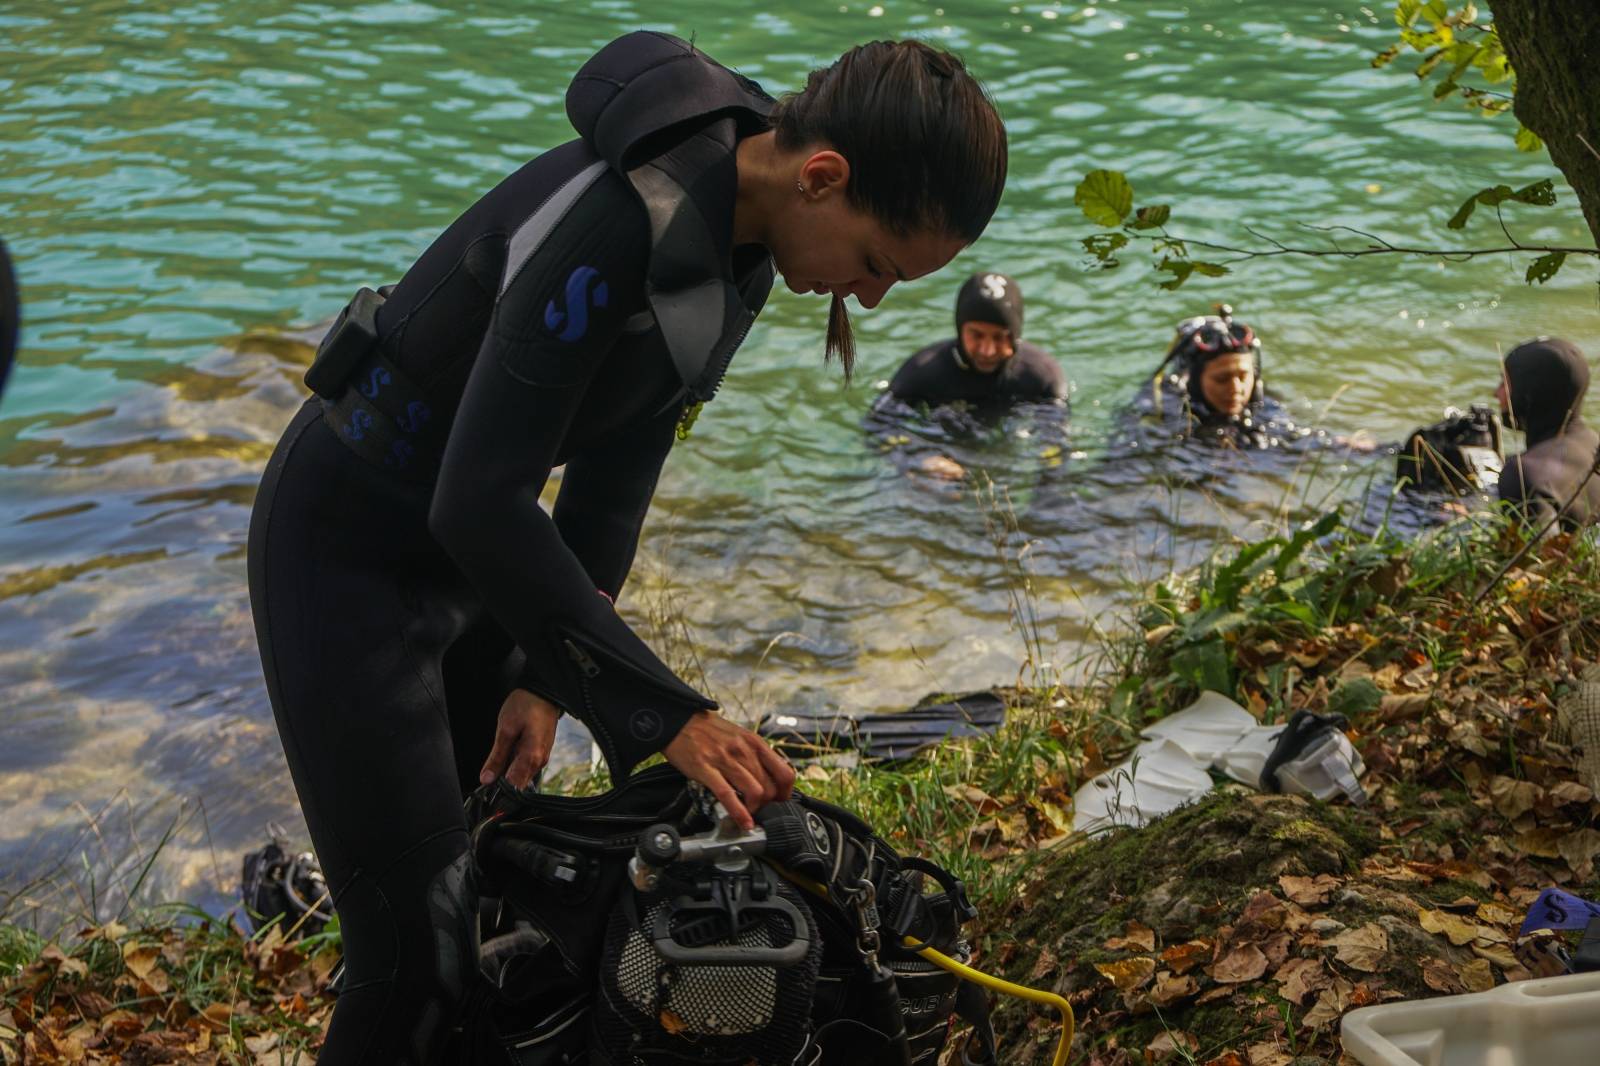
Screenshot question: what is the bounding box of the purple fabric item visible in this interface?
[1518,888,1600,936]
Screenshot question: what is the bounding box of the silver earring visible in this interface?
[796,180,805,195]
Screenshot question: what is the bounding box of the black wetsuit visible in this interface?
[886,338,1064,406]
[1123,372,1307,452]
[248,41,774,1063]
[1498,338,1600,532]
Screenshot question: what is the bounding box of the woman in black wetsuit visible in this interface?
[247,31,1006,1065]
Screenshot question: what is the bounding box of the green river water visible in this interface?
[0,0,1594,912]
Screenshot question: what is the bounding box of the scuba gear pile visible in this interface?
[463,765,1072,1065]
[239,825,334,938]
[1396,403,1503,495]
[238,775,1074,1064]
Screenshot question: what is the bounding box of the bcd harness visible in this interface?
[301,31,776,481]
[462,765,1073,1066]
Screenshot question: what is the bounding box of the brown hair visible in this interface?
[773,40,1008,378]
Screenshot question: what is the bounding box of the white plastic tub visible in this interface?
[1340,971,1600,1066]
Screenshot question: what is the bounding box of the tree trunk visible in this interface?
[1493,0,1600,246]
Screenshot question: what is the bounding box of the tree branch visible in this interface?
[1138,223,1597,265]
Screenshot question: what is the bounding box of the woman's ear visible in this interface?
[798,150,851,199]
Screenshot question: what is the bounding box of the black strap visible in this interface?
[320,347,445,483]
[1260,710,1348,793]
[954,980,998,1065]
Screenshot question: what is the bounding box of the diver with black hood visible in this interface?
[885,271,1065,405]
[1496,336,1600,533]
[247,30,1006,1064]
[870,271,1066,483]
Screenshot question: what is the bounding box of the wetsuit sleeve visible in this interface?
[429,176,712,778]
[552,400,679,599]
[1497,455,1561,533]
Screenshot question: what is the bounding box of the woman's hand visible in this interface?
[663,711,796,830]
[479,689,562,789]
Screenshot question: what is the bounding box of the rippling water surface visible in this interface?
[1,0,1595,912]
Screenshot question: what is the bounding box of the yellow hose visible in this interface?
[907,937,1074,1066]
[773,863,1074,1065]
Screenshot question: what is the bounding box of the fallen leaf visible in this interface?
[1203,1055,1247,1066]
[1029,947,1058,982]
[1105,921,1157,953]
[120,944,162,982]
[1326,923,1388,972]
[1419,957,1462,993]
[1474,901,1520,927]
[1547,781,1593,806]
[1150,972,1200,1007]
[1094,957,1156,992]
[1456,958,1495,993]
[1490,776,1541,821]
[1160,940,1212,975]
[1278,875,1341,907]
[196,1003,234,1032]
[1147,1031,1198,1060]
[1301,977,1354,1028]
[1472,942,1519,969]
[1246,1044,1292,1066]
[1558,828,1600,878]
[1512,828,1563,859]
[1274,956,1330,1006]
[943,783,1002,814]
[1210,944,1269,984]
[1418,908,1483,947]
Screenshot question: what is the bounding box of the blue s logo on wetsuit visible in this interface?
[545,266,609,343]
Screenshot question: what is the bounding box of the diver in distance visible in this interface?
[1496,336,1599,533]
[885,271,1065,406]
[1132,306,1302,451]
[870,270,1066,482]
[246,31,1006,1064]
[0,239,17,402]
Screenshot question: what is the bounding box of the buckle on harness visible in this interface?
[305,287,385,398]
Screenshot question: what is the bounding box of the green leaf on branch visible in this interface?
[1525,252,1566,285]
[1395,0,1422,30]
[1081,232,1129,267]
[1155,257,1229,291]
[1446,179,1556,229]
[1515,125,1543,153]
[1131,204,1171,230]
[1372,43,1403,68]
[1075,170,1134,227]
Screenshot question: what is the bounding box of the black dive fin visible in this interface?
[758,692,1007,763]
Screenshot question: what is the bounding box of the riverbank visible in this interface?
[4,506,1597,1064]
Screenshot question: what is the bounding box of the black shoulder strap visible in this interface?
[567,31,773,173]
[567,32,776,404]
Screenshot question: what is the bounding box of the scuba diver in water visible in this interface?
[872,270,1065,482]
[1137,306,1301,450]
[886,271,1064,405]
[1496,336,1599,533]
[246,31,1005,1065]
